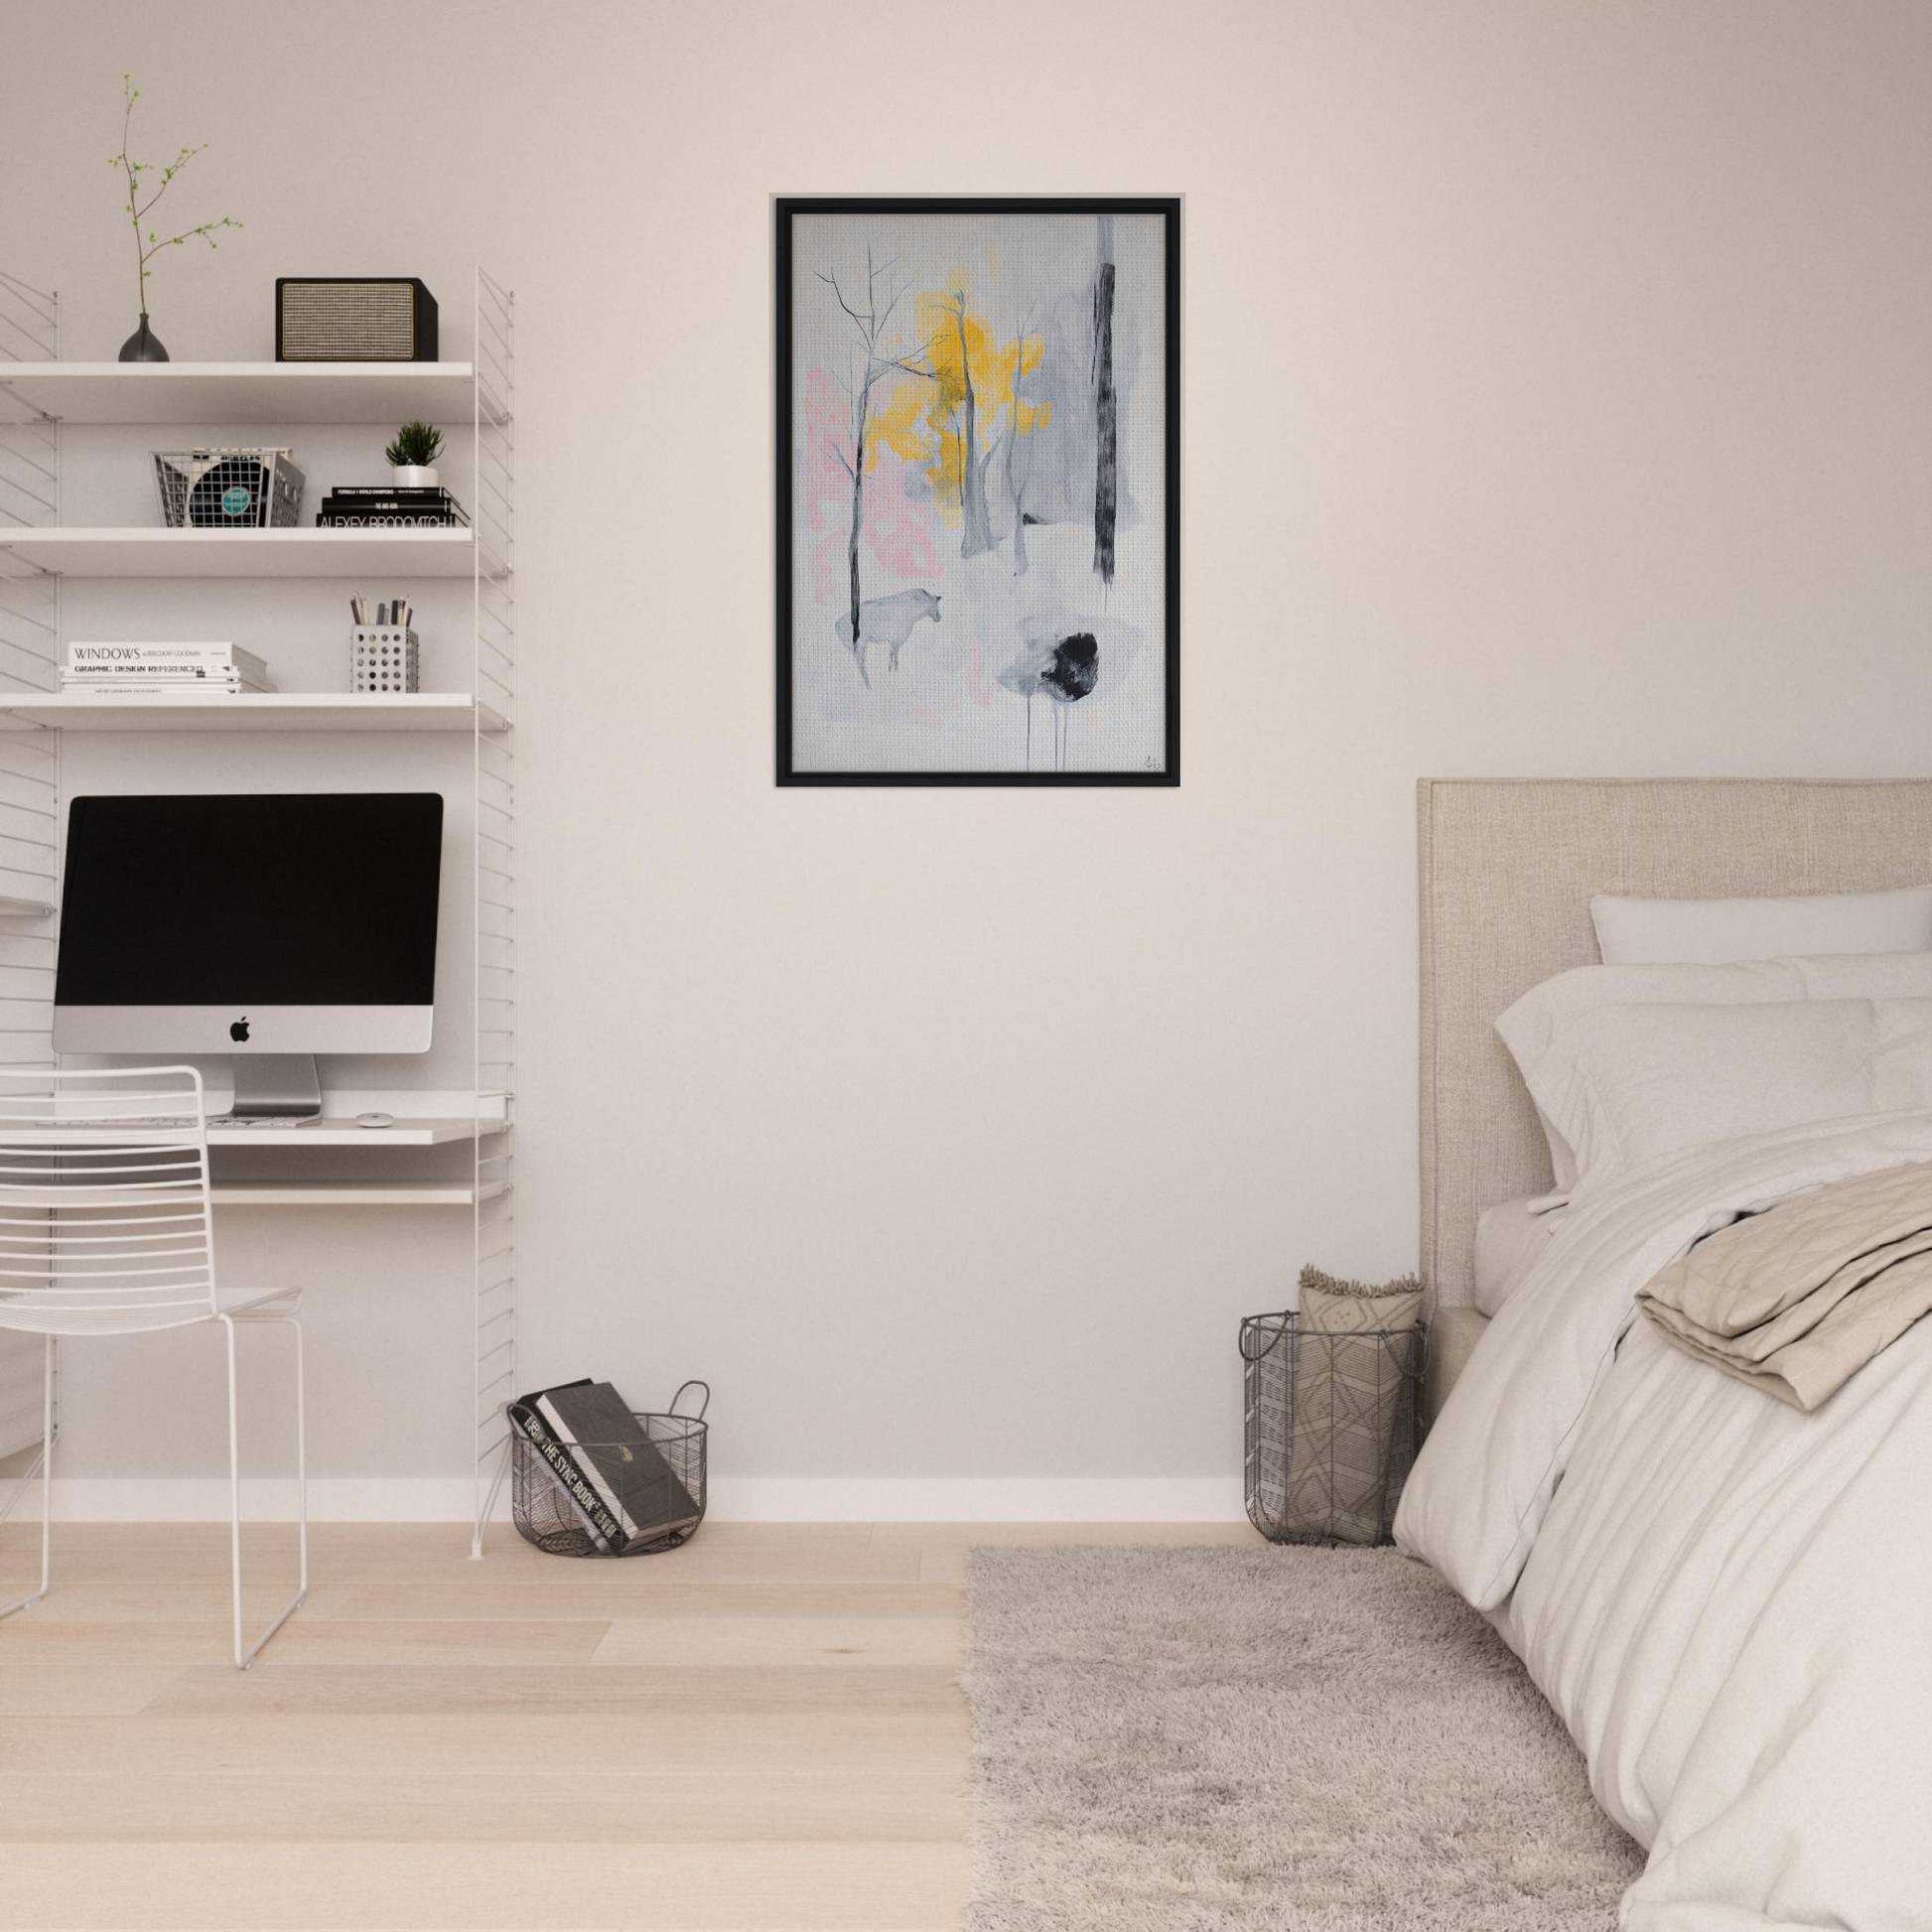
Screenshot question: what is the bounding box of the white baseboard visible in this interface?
[707,1478,1247,1522]
[14,1475,1247,1525]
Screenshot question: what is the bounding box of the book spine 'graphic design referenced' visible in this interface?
[66,664,260,678]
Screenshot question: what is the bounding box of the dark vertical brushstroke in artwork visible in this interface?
[1091,213,1118,585]
[847,399,868,683]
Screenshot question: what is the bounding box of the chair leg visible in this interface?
[0,1335,54,1622]
[220,1312,308,1670]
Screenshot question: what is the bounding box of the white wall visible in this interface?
[6,0,1931,1516]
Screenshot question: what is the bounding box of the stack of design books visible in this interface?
[507,1379,704,1554]
[316,485,469,529]
[64,642,273,694]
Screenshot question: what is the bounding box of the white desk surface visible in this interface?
[207,1116,491,1148]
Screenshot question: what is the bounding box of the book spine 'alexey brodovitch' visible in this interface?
[316,513,468,527]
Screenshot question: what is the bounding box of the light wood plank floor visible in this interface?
[0,1520,1252,1931]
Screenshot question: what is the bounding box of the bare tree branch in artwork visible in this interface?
[817,249,933,685]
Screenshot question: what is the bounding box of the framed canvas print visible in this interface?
[776,197,1179,785]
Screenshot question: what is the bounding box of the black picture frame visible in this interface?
[775,196,1180,786]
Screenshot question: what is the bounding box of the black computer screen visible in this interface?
[56,793,444,1007]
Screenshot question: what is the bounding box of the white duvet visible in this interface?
[1396,1111,1932,1931]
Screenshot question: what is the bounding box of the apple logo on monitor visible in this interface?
[230,1017,250,1043]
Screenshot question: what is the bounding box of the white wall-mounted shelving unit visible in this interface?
[0,692,506,732]
[0,361,488,426]
[0,267,518,1553]
[0,526,485,578]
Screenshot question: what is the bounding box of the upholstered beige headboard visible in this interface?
[1419,777,1932,1311]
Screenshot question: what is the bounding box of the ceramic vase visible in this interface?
[117,314,169,362]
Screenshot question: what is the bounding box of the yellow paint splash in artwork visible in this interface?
[868,381,929,473]
[864,271,1052,523]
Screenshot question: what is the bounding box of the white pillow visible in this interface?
[1515,997,1932,1203]
[1473,1195,1560,1316]
[1590,885,1932,966]
[1496,952,1932,1194]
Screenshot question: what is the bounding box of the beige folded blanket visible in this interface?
[1638,1159,1932,1410]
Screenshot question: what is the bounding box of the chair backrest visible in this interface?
[0,1065,216,1336]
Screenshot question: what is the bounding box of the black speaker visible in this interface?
[275,278,439,361]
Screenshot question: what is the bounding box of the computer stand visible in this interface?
[228,1055,323,1122]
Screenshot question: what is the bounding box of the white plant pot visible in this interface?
[392,465,439,488]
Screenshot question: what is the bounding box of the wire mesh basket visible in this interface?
[510,1381,708,1558]
[1241,1311,1425,1547]
[153,448,306,528]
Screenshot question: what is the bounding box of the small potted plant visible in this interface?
[384,421,444,488]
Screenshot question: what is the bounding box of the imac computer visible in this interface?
[53,792,445,1120]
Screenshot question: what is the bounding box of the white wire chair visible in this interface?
[0,1065,306,1668]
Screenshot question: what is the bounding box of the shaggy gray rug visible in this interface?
[962,1545,1643,1930]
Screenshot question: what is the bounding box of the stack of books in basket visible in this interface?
[508,1379,703,1555]
[65,642,274,695]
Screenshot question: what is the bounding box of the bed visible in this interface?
[1399,777,1932,1931]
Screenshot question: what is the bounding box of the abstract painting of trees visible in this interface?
[778,200,1178,784]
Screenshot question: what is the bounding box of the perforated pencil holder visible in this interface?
[351,625,419,693]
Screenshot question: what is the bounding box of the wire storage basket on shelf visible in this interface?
[510,1381,708,1558]
[1241,1311,1425,1547]
[152,448,305,528]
